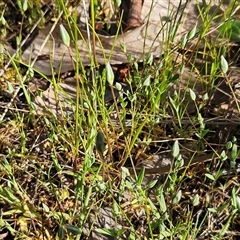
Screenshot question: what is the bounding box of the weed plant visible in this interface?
[0,0,240,239]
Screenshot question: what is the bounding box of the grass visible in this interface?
[1,0,240,239]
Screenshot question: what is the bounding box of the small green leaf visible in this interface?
[220,150,227,161]
[147,179,158,189]
[202,92,209,101]
[113,201,119,216]
[23,0,28,11]
[115,0,122,7]
[96,228,125,237]
[172,140,180,158]
[7,82,14,94]
[205,173,215,181]
[175,156,184,168]
[187,25,197,40]
[143,75,151,86]
[208,207,217,213]
[121,167,130,178]
[216,203,229,212]
[137,168,145,186]
[120,43,126,53]
[157,187,167,212]
[230,20,240,41]
[231,142,238,161]
[115,82,122,90]
[189,88,196,101]
[83,101,89,109]
[226,141,232,149]
[42,203,50,213]
[65,224,81,235]
[58,226,65,240]
[172,190,182,204]
[220,55,228,73]
[181,34,188,48]
[170,73,179,83]
[219,20,240,41]
[1,188,20,203]
[51,154,62,172]
[231,188,240,211]
[0,14,7,25]
[106,62,114,85]
[160,198,167,213]
[60,24,70,47]
[192,194,200,206]
[96,131,105,154]
[146,53,153,65]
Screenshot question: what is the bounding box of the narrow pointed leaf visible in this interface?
[220,55,228,73]
[60,24,70,47]
[106,62,114,85]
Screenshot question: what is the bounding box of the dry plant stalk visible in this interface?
[127,0,143,29]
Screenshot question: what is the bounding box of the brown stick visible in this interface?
[127,0,143,29]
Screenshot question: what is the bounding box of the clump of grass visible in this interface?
[1,0,240,239]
